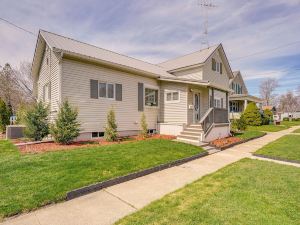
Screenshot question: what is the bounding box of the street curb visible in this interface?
[66,151,208,200]
[211,133,267,151]
[252,154,300,164]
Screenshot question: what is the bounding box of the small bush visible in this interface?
[231,117,247,132]
[0,98,10,133]
[50,100,80,144]
[140,112,148,138]
[16,104,30,125]
[104,108,118,142]
[283,117,289,121]
[241,102,262,126]
[24,101,49,141]
[262,109,273,125]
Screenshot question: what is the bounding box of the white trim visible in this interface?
[98,82,116,100]
[144,84,159,108]
[165,89,180,103]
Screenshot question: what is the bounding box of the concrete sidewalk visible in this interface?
[2,126,300,225]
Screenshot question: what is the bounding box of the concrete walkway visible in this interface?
[2,126,300,225]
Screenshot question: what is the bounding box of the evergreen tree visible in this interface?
[50,100,80,144]
[241,102,262,126]
[140,112,148,138]
[104,108,118,141]
[263,109,273,123]
[24,101,49,141]
[0,98,10,133]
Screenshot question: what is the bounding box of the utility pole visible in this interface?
[197,0,217,48]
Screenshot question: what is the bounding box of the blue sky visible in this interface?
[0,0,300,97]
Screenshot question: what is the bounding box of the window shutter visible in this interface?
[212,58,216,71]
[138,83,144,111]
[220,63,223,74]
[221,98,223,108]
[90,79,98,99]
[116,84,122,101]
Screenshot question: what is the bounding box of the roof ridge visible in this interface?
[158,43,220,65]
[39,29,165,70]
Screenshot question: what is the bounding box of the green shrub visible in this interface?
[140,112,148,138]
[241,102,262,126]
[262,109,273,125]
[283,117,289,121]
[231,117,247,132]
[16,104,30,125]
[104,108,118,142]
[24,101,49,141]
[0,98,10,133]
[50,100,80,144]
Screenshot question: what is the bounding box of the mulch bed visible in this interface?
[18,134,175,154]
[210,136,242,149]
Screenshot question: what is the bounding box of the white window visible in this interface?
[99,82,115,99]
[214,98,221,108]
[145,87,158,107]
[165,91,180,103]
[107,83,114,99]
[43,83,50,102]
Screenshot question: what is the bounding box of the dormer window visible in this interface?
[212,58,222,74]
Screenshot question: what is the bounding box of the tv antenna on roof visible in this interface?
[197,0,217,48]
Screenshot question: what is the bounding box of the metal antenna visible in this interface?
[197,0,217,48]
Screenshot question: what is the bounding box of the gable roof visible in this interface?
[158,44,219,71]
[33,30,174,79]
[230,70,249,94]
[32,30,234,92]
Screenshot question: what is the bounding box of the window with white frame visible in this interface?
[214,98,221,108]
[212,58,223,74]
[43,83,50,102]
[99,82,114,99]
[165,91,180,103]
[145,87,158,107]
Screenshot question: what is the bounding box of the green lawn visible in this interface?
[255,135,300,162]
[0,139,204,220]
[247,124,288,132]
[116,159,300,225]
[246,121,300,133]
[293,128,300,133]
[281,120,300,127]
[233,130,265,140]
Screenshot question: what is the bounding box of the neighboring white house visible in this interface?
[229,71,263,119]
[32,30,234,144]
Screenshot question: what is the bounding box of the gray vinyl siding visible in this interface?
[187,85,209,124]
[172,67,203,80]
[202,48,230,89]
[159,82,188,124]
[37,46,61,121]
[61,58,159,133]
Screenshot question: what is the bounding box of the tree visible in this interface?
[24,101,49,141]
[50,100,80,144]
[104,108,118,141]
[259,78,279,106]
[241,102,262,126]
[140,112,148,138]
[278,91,299,113]
[263,109,273,125]
[0,98,10,133]
[0,62,34,114]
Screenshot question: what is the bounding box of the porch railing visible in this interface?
[200,108,229,134]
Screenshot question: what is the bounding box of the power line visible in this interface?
[231,41,300,61]
[0,17,37,37]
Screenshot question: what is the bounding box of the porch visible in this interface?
[229,95,263,120]
[176,85,230,144]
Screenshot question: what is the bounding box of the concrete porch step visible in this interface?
[180,131,202,137]
[177,135,199,141]
[184,128,203,132]
[174,138,209,147]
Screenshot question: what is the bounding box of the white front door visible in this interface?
[194,93,201,123]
